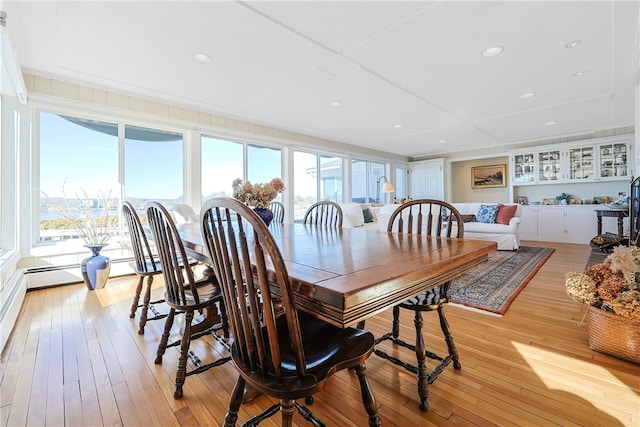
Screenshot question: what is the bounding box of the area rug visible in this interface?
[448,246,555,316]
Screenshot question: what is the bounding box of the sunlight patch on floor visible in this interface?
[512,341,639,426]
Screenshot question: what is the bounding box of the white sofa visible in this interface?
[451,203,522,251]
[340,202,521,251]
[341,203,396,232]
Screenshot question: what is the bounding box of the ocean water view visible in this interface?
[40,208,121,220]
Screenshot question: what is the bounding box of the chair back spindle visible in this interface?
[269,201,285,224]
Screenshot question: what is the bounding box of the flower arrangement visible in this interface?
[565,245,640,322]
[232,177,285,209]
[43,185,118,247]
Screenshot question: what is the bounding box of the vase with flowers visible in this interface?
[565,245,640,364]
[232,177,285,226]
[45,185,118,290]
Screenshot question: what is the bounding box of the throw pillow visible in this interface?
[476,204,499,223]
[340,203,365,227]
[495,204,517,225]
[362,208,374,223]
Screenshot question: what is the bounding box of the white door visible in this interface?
[410,159,444,200]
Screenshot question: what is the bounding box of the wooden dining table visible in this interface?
[179,222,496,328]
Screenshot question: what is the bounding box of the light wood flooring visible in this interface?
[1,241,639,426]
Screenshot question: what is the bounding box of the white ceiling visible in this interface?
[4,1,639,158]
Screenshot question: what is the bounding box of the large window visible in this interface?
[320,155,342,203]
[124,124,183,207]
[247,144,282,188]
[201,136,243,201]
[39,112,185,245]
[39,112,118,243]
[395,166,408,200]
[293,151,317,220]
[292,151,343,220]
[201,138,283,204]
[351,160,386,203]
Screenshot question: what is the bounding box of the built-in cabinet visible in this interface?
[409,158,444,200]
[519,205,625,244]
[510,135,633,186]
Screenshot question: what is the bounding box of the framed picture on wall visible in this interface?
[471,164,507,189]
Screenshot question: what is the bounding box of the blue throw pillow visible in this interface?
[362,208,374,223]
[476,204,499,223]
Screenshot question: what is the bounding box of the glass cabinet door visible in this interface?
[569,147,594,180]
[599,143,628,179]
[538,150,561,182]
[513,153,535,183]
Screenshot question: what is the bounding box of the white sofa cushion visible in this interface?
[340,202,365,228]
[374,204,399,231]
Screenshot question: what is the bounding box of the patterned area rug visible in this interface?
[449,246,555,316]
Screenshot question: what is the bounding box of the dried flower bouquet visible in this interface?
[232,177,285,209]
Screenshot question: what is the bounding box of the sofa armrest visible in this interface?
[503,216,521,233]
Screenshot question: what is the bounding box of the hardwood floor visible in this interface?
[1,241,639,426]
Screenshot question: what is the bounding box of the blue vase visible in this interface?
[81,244,111,290]
[253,208,274,226]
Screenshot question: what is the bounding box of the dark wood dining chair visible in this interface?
[200,197,381,427]
[122,201,167,334]
[145,201,230,399]
[376,199,464,411]
[268,200,285,223]
[302,200,343,227]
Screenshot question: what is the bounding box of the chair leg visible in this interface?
[438,305,461,369]
[174,310,194,399]
[155,308,175,364]
[413,311,429,412]
[391,305,400,339]
[223,376,246,427]
[280,399,295,427]
[129,275,144,318]
[353,362,382,427]
[138,275,154,334]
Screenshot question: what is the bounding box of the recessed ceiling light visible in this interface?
[544,121,557,126]
[573,70,587,77]
[520,92,536,99]
[192,52,211,63]
[565,40,582,49]
[393,124,403,129]
[329,101,342,108]
[481,46,504,57]
[438,139,447,144]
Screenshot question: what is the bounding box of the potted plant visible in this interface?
[565,245,640,364]
[232,177,285,225]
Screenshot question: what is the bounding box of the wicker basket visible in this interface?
[587,307,640,365]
